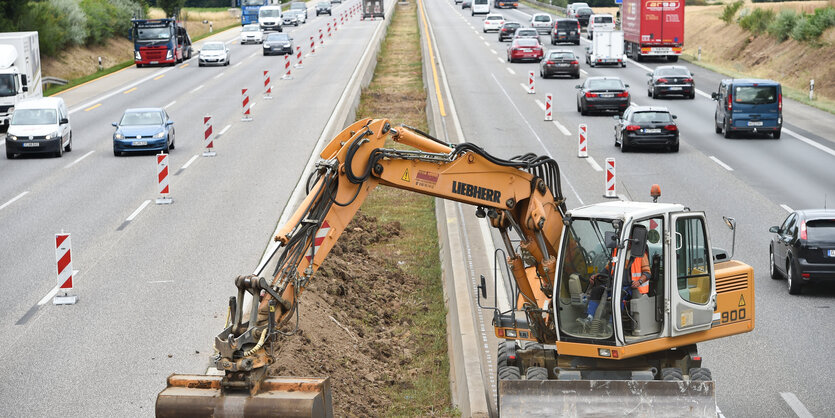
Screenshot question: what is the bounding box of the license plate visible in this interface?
[132,141,147,146]
[558,32,565,35]
[747,121,763,127]
[601,94,614,98]
[644,128,661,134]
[150,61,159,64]
[521,48,531,52]
[669,87,682,91]
[827,249,835,257]
[22,142,39,147]
[557,63,569,67]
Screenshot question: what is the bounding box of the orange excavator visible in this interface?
[156,118,754,417]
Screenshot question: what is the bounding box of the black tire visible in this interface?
[113,148,121,157]
[581,106,587,116]
[689,92,696,99]
[621,137,629,152]
[225,60,230,66]
[723,120,732,139]
[670,143,679,152]
[6,150,14,159]
[668,55,679,62]
[65,132,72,152]
[715,116,722,134]
[648,88,652,97]
[498,365,521,380]
[661,367,683,381]
[770,247,782,280]
[573,73,580,79]
[689,368,712,382]
[198,63,204,67]
[575,40,580,45]
[55,141,64,158]
[787,257,802,295]
[773,129,781,139]
[526,366,548,380]
[497,341,510,368]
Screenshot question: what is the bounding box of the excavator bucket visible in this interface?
[499,380,716,417]
[156,374,333,418]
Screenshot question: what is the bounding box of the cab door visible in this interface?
[669,212,716,336]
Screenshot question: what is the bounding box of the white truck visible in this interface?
[0,32,42,133]
[585,30,626,67]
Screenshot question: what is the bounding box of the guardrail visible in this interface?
[42,76,68,88]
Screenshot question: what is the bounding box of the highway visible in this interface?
[420,0,835,416]
[1,0,833,415]
[0,1,393,415]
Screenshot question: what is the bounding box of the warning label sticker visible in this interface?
[401,169,410,182]
[415,170,439,189]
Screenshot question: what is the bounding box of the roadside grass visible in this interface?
[521,0,566,17]
[46,23,238,97]
[355,0,457,415]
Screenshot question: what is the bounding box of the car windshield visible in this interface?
[291,2,305,9]
[121,111,163,126]
[631,111,672,123]
[0,74,16,97]
[807,219,835,241]
[11,108,57,125]
[734,86,777,104]
[517,30,536,35]
[534,15,550,22]
[557,21,577,28]
[243,26,259,31]
[577,8,592,15]
[136,27,172,40]
[505,23,520,28]
[593,16,613,23]
[203,43,224,50]
[557,218,617,340]
[260,9,281,17]
[549,52,574,60]
[587,79,624,90]
[242,0,263,5]
[267,34,290,41]
[516,39,538,47]
[657,67,690,76]
[318,2,329,6]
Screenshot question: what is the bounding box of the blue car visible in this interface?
[112,108,175,156]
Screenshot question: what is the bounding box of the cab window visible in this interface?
[675,217,711,304]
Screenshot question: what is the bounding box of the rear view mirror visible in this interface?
[21,75,27,86]
[769,226,780,233]
[60,118,68,124]
[613,115,620,120]
[624,84,630,88]
[575,85,582,89]
[711,92,718,100]
[672,115,677,119]
[604,231,618,249]
[630,226,648,258]
[646,72,652,77]
[723,216,736,259]
[165,121,174,126]
[112,122,118,127]
[479,275,487,299]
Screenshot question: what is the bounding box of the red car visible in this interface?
[507,38,543,63]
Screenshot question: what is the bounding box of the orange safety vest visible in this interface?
[610,249,650,294]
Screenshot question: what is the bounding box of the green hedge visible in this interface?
[720,0,743,24]
[739,8,774,35]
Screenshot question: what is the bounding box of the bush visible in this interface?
[790,7,835,41]
[80,0,145,45]
[51,0,89,45]
[767,9,797,41]
[739,7,775,34]
[720,0,743,24]
[19,2,72,57]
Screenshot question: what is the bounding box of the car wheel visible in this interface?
[170,136,175,150]
[647,88,652,97]
[670,142,679,152]
[773,129,781,139]
[113,148,121,157]
[65,132,72,152]
[652,88,658,98]
[6,150,14,159]
[723,119,732,139]
[689,92,696,99]
[715,115,722,134]
[621,137,629,152]
[787,257,802,295]
[575,40,580,45]
[580,104,588,116]
[483,28,487,33]
[770,248,782,280]
[198,63,204,67]
[55,141,64,158]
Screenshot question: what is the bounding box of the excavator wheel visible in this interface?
[689,368,712,381]
[660,367,683,381]
[525,367,548,381]
[498,365,521,380]
[497,341,510,368]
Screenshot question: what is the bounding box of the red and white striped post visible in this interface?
[334,17,338,32]
[319,28,324,47]
[241,88,252,121]
[528,71,535,94]
[309,35,316,56]
[294,46,303,68]
[53,233,77,305]
[604,158,617,198]
[203,115,216,157]
[578,124,588,158]
[156,152,172,204]
[545,93,552,121]
[282,54,293,80]
[263,70,273,99]
[327,22,332,38]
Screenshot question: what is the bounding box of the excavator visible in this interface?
[156,118,754,417]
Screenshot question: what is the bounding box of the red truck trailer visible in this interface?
[622,0,684,62]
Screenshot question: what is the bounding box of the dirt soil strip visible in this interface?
[266,1,457,416]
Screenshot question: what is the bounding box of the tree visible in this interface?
[157,0,185,18]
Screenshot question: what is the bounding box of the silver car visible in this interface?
[198,41,230,66]
[282,11,300,26]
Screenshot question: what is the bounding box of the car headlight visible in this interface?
[154,131,166,139]
[263,43,270,48]
[114,132,124,140]
[7,134,17,141]
[44,131,59,140]
[135,51,141,60]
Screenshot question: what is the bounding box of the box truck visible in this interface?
[622,0,684,62]
[585,30,626,67]
[0,32,42,133]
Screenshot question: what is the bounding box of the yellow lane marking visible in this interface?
[123,87,137,94]
[154,75,165,80]
[84,103,102,112]
[180,63,189,69]
[418,0,446,117]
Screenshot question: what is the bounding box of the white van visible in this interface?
[472,0,490,15]
[258,5,283,32]
[5,97,72,158]
[587,13,615,39]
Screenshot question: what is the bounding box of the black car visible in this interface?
[613,106,679,152]
[551,18,580,45]
[540,49,579,79]
[263,33,293,56]
[575,7,592,26]
[498,22,521,41]
[576,77,630,116]
[462,0,471,8]
[316,1,332,15]
[648,66,695,99]
[770,210,835,294]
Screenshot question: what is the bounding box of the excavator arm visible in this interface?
[156,118,568,417]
